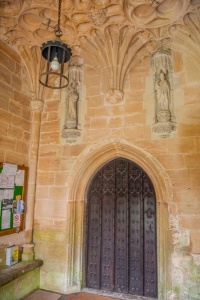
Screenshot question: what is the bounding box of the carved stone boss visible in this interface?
[62,60,83,143]
[151,51,176,137]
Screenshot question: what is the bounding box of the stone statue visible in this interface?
[66,80,79,121]
[151,51,176,136]
[155,71,170,111]
[62,59,83,143]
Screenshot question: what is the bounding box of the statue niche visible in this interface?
[62,60,83,143]
[151,51,176,137]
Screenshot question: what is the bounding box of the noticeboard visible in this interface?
[0,162,28,236]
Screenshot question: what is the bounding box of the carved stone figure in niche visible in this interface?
[155,70,170,112]
[62,59,83,143]
[151,50,176,137]
[66,80,79,121]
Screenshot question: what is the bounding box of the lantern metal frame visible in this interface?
[39,0,72,89]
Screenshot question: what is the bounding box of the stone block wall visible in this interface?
[0,40,31,166]
[33,51,200,299]
[0,36,199,299]
[0,39,32,264]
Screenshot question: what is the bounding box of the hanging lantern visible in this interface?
[39,0,72,89]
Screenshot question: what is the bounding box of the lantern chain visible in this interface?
[56,0,62,38]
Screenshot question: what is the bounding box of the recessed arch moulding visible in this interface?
[65,139,173,299]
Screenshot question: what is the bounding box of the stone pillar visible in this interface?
[25,100,44,243]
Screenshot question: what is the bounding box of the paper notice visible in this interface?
[15,170,25,186]
[0,174,15,188]
[2,189,14,209]
[0,190,3,201]
[3,189,14,200]
[1,209,11,229]
[2,163,17,175]
[13,214,20,228]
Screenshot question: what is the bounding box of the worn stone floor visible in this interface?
[22,290,116,300]
[22,289,156,300]
[22,289,62,300]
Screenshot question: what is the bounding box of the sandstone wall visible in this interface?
[0,37,199,299]
[0,39,32,263]
[33,51,200,299]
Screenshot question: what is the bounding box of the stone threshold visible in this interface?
[82,288,157,300]
[0,259,43,287]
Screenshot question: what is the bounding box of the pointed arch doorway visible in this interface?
[86,158,157,298]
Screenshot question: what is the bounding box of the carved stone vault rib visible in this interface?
[169,8,200,66]
[80,25,155,102]
[20,46,41,99]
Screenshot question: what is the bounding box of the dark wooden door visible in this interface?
[86,158,157,298]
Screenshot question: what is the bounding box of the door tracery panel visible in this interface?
[86,158,157,298]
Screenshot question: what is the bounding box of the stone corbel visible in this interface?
[105,89,123,105]
[31,100,44,112]
[62,128,81,143]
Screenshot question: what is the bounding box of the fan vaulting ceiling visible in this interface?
[0,0,200,94]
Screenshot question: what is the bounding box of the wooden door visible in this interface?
[86,158,157,298]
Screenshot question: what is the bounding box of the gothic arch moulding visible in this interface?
[66,140,173,299]
[69,140,172,203]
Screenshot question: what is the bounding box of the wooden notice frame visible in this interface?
[0,163,28,237]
